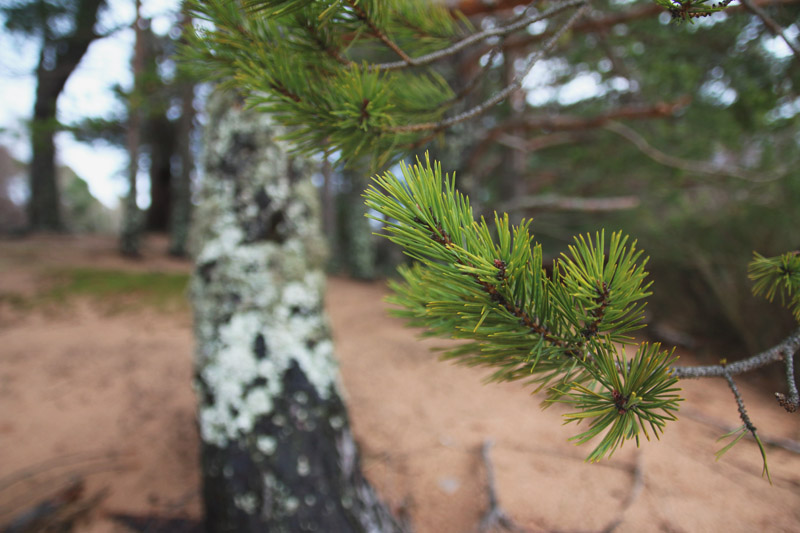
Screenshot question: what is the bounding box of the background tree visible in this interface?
[190,88,402,532]
[1,0,109,232]
[119,0,144,256]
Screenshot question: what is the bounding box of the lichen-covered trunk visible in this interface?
[190,90,401,533]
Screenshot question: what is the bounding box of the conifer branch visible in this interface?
[671,327,800,379]
[388,3,588,133]
[775,348,799,412]
[374,0,586,71]
[719,369,771,482]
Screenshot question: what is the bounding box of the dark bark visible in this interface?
[191,90,402,533]
[145,115,176,232]
[27,0,106,232]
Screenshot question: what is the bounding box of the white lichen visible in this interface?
[257,436,277,455]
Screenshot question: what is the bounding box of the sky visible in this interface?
[0,0,182,208]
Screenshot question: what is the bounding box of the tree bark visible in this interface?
[27,0,106,232]
[191,90,402,533]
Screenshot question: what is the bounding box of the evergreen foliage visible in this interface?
[366,154,682,461]
[184,0,800,471]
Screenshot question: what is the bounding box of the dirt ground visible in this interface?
[1,235,799,532]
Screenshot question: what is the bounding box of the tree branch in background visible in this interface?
[389,3,589,133]
[740,0,800,61]
[466,99,688,170]
[603,121,786,182]
[482,0,800,62]
[501,193,640,214]
[376,0,586,71]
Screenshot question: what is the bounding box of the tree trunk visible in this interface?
[26,0,107,232]
[145,115,175,232]
[29,64,62,231]
[120,0,144,257]
[168,10,196,257]
[191,90,402,533]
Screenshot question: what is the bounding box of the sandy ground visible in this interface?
[1,235,799,532]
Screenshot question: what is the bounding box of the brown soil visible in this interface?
[1,235,799,532]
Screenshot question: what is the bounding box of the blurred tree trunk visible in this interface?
[168,10,196,257]
[190,89,402,533]
[120,0,143,256]
[144,114,175,232]
[26,0,106,232]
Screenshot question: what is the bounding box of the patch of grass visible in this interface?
[43,268,191,312]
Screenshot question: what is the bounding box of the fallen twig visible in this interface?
[477,440,526,533]
[600,454,645,533]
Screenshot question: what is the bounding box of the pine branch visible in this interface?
[671,327,800,379]
[775,347,799,412]
[375,0,586,71]
[719,370,771,482]
[389,3,589,133]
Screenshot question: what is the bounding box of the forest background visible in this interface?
[1,0,800,531]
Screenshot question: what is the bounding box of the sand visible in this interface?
[1,235,799,532]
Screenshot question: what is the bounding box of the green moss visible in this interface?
[42,268,190,312]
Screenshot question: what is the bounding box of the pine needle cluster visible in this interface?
[365,154,682,461]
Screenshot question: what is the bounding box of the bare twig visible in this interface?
[376,0,587,71]
[500,193,640,213]
[671,327,800,379]
[600,454,645,533]
[465,99,687,171]
[604,121,786,183]
[346,0,414,64]
[723,371,757,433]
[477,440,526,533]
[390,3,589,134]
[775,348,799,412]
[740,0,800,60]
[682,407,800,454]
